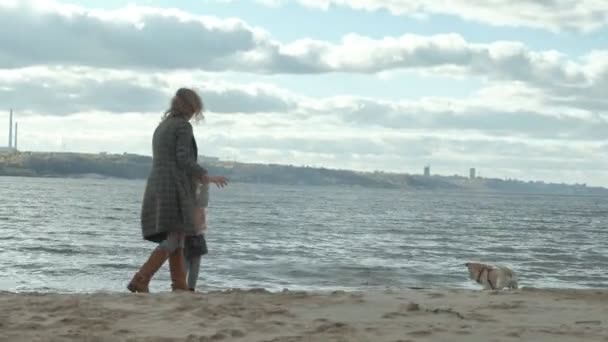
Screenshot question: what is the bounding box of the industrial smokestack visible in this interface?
[14,122,18,150]
[8,109,13,149]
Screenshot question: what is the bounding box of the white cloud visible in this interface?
[293,0,608,32]
[1,67,605,139]
[0,67,296,114]
[1,0,606,95]
[0,0,267,70]
[254,0,285,7]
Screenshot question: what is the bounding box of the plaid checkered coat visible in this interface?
[140,116,207,243]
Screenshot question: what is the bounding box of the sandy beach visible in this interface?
[1,288,606,342]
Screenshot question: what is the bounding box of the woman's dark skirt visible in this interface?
[184,234,208,259]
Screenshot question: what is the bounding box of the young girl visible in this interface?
[184,181,210,291]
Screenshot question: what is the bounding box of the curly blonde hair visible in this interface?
[163,88,204,122]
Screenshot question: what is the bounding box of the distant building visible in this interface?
[469,168,476,179]
[424,165,431,177]
[8,109,12,149]
[1,109,18,154]
[13,122,18,150]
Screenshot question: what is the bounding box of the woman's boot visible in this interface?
[169,248,188,291]
[127,248,170,293]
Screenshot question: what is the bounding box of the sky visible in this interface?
[0,0,607,186]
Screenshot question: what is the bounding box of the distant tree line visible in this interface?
[0,151,606,195]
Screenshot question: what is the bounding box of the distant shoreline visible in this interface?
[2,174,608,200]
[1,151,606,195]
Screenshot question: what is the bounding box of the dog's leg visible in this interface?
[498,273,512,290]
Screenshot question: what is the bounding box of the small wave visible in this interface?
[93,263,133,270]
[20,245,89,256]
[101,216,121,221]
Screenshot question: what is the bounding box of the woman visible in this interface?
[128,87,227,293]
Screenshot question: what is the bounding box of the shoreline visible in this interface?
[2,151,607,194]
[2,174,607,199]
[1,288,606,342]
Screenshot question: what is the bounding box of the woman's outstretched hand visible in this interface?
[201,175,228,188]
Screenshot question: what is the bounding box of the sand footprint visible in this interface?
[408,330,433,337]
[383,302,421,319]
[313,321,354,334]
[427,292,446,299]
[217,329,246,338]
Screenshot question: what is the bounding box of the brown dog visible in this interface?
[465,262,519,290]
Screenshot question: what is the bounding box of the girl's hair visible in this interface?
[163,88,204,122]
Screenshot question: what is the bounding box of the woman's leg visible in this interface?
[127,232,185,293]
[163,232,188,291]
